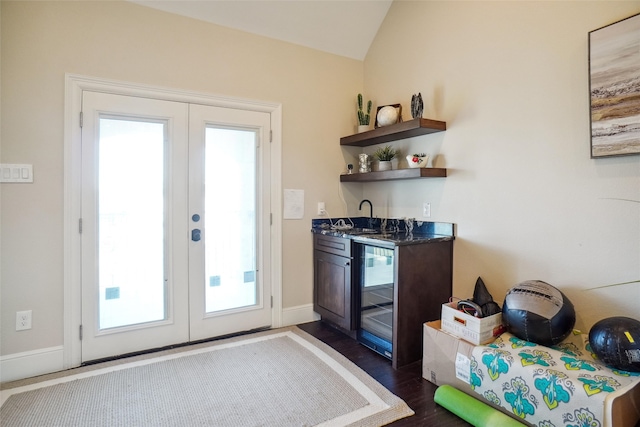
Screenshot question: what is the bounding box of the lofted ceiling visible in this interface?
[130,0,393,60]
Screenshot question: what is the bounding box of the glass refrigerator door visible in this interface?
[360,246,394,344]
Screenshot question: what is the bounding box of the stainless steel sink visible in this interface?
[348,228,378,234]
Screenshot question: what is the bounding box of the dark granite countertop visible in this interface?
[311,217,455,247]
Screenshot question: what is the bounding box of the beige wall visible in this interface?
[362,1,640,331]
[2,0,639,365]
[0,1,362,356]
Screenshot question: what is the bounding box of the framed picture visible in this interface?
[589,13,640,158]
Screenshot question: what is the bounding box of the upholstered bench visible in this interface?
[423,320,640,427]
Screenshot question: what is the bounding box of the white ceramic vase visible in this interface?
[357,125,370,133]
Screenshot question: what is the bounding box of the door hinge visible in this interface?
[79,324,83,340]
[271,296,273,308]
[270,213,272,225]
[270,130,272,143]
[79,111,83,128]
[79,218,83,234]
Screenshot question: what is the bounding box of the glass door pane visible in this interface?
[98,117,166,329]
[359,245,394,353]
[204,127,257,313]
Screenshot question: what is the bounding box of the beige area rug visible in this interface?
[0,327,413,426]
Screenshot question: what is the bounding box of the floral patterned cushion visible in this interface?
[470,331,640,427]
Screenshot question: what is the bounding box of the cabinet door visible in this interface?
[313,249,353,330]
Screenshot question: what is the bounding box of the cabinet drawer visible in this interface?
[313,233,351,257]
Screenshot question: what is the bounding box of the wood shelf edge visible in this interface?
[340,168,447,182]
[340,118,446,147]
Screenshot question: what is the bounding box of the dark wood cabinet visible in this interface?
[313,234,354,331]
[312,231,454,369]
[393,240,453,368]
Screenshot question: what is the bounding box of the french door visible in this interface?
[80,91,271,362]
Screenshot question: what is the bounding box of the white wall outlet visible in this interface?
[317,202,326,215]
[16,310,32,331]
[423,202,431,218]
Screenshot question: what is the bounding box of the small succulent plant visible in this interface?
[357,94,373,126]
[374,145,398,161]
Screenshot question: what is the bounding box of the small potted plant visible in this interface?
[374,145,398,171]
[406,153,429,168]
[357,93,372,132]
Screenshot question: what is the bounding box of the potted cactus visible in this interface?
[357,94,372,132]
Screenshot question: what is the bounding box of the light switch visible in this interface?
[0,164,33,183]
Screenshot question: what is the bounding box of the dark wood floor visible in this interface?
[297,321,471,427]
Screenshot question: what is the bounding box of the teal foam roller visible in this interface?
[434,385,526,427]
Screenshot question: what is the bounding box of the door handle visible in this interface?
[191,229,201,242]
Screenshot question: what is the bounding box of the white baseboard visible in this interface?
[1,346,64,383]
[281,304,320,327]
[1,306,318,383]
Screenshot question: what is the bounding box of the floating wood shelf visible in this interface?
[340,168,447,182]
[340,118,446,147]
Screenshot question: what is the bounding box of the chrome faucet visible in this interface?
[359,199,373,218]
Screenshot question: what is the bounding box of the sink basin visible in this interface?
[348,228,378,234]
[357,233,395,239]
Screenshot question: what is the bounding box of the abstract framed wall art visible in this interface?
[589,13,640,158]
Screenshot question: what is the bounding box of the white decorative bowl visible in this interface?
[406,155,429,168]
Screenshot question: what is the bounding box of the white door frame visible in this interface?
[63,74,283,369]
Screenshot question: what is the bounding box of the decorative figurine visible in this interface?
[358,154,371,173]
[411,93,423,119]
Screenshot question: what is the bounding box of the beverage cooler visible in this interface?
[355,243,395,360]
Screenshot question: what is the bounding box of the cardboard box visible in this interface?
[440,301,503,345]
[422,321,530,424]
[422,320,474,388]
